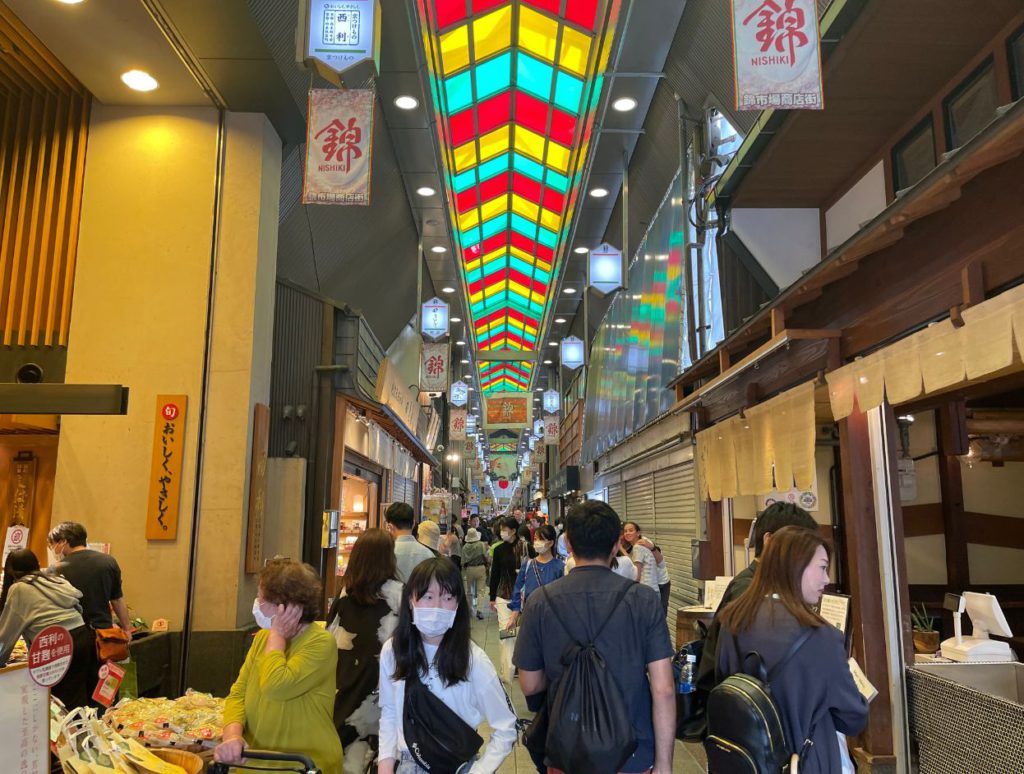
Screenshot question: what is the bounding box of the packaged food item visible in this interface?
[102,690,226,750]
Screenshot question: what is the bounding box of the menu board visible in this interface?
[0,664,49,773]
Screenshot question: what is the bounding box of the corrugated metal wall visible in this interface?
[333,309,384,399]
[269,281,325,458]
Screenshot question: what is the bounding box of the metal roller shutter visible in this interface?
[652,463,700,626]
[624,473,656,533]
[607,483,626,518]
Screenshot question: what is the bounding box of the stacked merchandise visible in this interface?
[101,692,225,751]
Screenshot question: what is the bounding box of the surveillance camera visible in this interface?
[436,444,445,452]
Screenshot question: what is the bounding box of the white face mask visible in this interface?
[252,598,275,630]
[412,606,457,638]
[533,540,551,555]
[500,530,514,542]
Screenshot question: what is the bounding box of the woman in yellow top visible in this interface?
[214,561,342,774]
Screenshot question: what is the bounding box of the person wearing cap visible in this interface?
[462,528,490,620]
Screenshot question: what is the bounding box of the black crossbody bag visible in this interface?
[403,666,484,773]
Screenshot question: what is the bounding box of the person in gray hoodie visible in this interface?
[0,548,95,709]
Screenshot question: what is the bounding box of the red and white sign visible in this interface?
[449,407,467,441]
[303,88,374,205]
[3,525,29,567]
[28,626,73,688]
[544,414,561,446]
[421,341,450,393]
[92,661,126,708]
[730,0,824,111]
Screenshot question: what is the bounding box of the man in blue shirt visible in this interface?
[385,502,434,583]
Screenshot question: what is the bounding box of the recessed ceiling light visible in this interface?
[456,340,466,346]
[612,97,638,112]
[464,374,471,380]
[441,286,455,293]
[450,316,461,322]
[563,287,577,294]
[416,186,436,196]
[573,246,589,254]
[55,0,85,4]
[548,341,558,347]
[589,187,609,198]
[536,388,544,392]
[543,359,553,364]
[394,95,419,110]
[121,70,158,92]
[555,317,566,324]
[431,246,447,254]
[461,359,469,364]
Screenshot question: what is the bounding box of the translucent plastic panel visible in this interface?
[472,5,512,61]
[512,153,545,183]
[553,71,584,113]
[510,213,538,240]
[566,0,599,31]
[444,70,474,112]
[435,0,469,29]
[510,194,540,221]
[440,24,470,74]
[519,6,558,64]
[458,208,480,233]
[481,214,509,239]
[478,125,510,162]
[475,52,512,101]
[478,155,510,183]
[479,196,507,222]
[453,140,477,172]
[516,53,554,101]
[536,226,557,248]
[453,168,477,193]
[538,206,561,232]
[559,26,591,76]
[514,126,547,164]
[543,168,569,194]
[545,141,570,174]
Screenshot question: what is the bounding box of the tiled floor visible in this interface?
[469,612,707,773]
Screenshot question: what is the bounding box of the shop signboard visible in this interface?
[485,392,532,430]
[301,0,381,76]
[303,88,375,205]
[449,380,468,406]
[245,403,270,573]
[534,418,544,437]
[421,341,450,393]
[543,389,560,414]
[27,626,72,688]
[2,525,28,568]
[544,413,561,445]
[730,0,824,112]
[588,242,623,295]
[421,297,450,340]
[560,336,585,370]
[145,395,188,541]
[8,453,35,527]
[466,413,477,433]
[376,358,420,434]
[450,407,467,441]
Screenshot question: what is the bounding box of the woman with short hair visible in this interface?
[214,560,342,774]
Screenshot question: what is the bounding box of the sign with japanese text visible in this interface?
[421,341,450,393]
[92,661,125,708]
[449,380,468,407]
[731,0,824,111]
[421,297,450,340]
[245,403,270,574]
[544,414,561,446]
[303,88,374,205]
[543,389,560,414]
[0,664,48,774]
[466,413,477,433]
[484,392,532,430]
[8,453,35,527]
[534,418,544,437]
[2,526,28,569]
[588,242,623,295]
[376,358,420,435]
[561,336,585,370]
[28,626,72,688]
[146,395,188,541]
[450,407,467,441]
[302,0,381,76]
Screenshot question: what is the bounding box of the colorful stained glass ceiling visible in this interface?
[416,0,621,397]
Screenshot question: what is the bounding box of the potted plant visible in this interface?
[912,604,940,653]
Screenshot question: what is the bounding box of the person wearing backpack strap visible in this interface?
[709,527,867,773]
[513,501,675,774]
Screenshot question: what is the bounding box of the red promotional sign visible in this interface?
[92,661,126,708]
[28,625,73,688]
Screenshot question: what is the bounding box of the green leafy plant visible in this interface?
[911,603,936,633]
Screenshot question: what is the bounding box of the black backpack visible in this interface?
[531,583,637,774]
[704,629,814,774]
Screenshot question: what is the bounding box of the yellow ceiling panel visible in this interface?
[545,141,570,174]
[479,196,508,223]
[559,26,591,77]
[458,208,480,232]
[510,194,539,221]
[518,6,558,64]
[439,24,471,74]
[514,126,546,163]
[453,141,477,173]
[478,125,510,162]
[472,6,513,61]
[539,206,561,231]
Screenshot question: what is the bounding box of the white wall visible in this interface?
[824,161,887,250]
[730,207,822,289]
[901,412,947,585]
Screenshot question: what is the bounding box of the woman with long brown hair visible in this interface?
[327,528,402,774]
[714,526,867,773]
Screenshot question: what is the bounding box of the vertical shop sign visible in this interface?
[449,380,468,406]
[544,414,561,445]
[420,297,450,340]
[450,407,467,441]
[301,0,381,76]
[303,88,375,205]
[731,0,824,111]
[421,341,450,393]
[9,453,36,526]
[145,395,188,540]
[245,404,271,573]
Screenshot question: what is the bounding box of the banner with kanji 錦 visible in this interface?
[450,408,467,441]
[730,0,824,111]
[420,342,450,394]
[303,88,374,205]
[544,414,561,446]
[484,392,532,431]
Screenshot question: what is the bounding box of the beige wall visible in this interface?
[902,412,947,585]
[52,106,281,631]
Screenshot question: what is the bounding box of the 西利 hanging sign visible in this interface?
[730,0,824,111]
[421,342,450,394]
[561,336,586,370]
[588,243,623,295]
[544,414,561,446]
[543,389,560,414]
[146,395,188,540]
[301,0,381,78]
[303,88,375,205]
[421,297,450,340]
[450,407,467,441]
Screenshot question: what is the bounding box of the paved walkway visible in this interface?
[468,611,707,773]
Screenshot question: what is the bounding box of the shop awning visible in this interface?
[345,394,440,468]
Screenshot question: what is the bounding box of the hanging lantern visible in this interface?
[450,380,468,406]
[561,336,585,370]
[543,389,560,414]
[420,297,449,340]
[588,242,623,295]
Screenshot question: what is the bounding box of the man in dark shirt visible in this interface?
[514,501,675,774]
[48,521,131,637]
[696,502,818,691]
[489,516,526,682]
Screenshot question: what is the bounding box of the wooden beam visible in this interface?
[705,499,726,578]
[718,348,731,373]
[961,262,984,308]
[770,307,786,337]
[936,402,971,590]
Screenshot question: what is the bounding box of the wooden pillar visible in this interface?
[706,498,726,577]
[838,406,896,765]
[936,401,970,590]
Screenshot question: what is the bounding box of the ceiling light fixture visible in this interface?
[431,246,447,254]
[543,359,553,364]
[416,186,436,196]
[589,187,609,198]
[450,316,461,322]
[563,288,577,294]
[441,286,455,293]
[555,317,566,324]
[548,341,558,347]
[612,96,638,112]
[456,340,466,346]
[121,70,158,92]
[394,95,419,110]
[461,359,469,364]
[573,246,589,254]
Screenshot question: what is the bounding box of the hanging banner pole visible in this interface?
[621,150,629,291]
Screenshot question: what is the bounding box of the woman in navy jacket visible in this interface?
[716,526,868,773]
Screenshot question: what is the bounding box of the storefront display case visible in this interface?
[336,474,373,577]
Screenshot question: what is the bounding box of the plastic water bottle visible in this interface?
[679,653,697,694]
